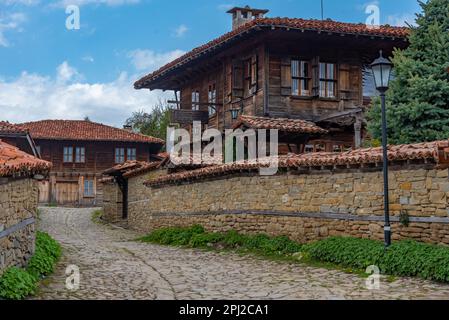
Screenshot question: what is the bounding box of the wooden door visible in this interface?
[55,182,79,205]
[38,181,50,204]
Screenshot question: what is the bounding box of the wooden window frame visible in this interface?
[192,90,200,111]
[115,147,125,164]
[319,62,337,99]
[291,59,312,97]
[208,83,217,117]
[75,147,85,163]
[63,146,73,163]
[83,179,94,198]
[127,148,137,161]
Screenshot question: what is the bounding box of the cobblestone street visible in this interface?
[34,207,449,300]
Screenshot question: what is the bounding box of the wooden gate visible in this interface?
[55,182,79,205]
[38,181,50,204]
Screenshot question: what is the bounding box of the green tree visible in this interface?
[125,100,170,144]
[367,0,449,144]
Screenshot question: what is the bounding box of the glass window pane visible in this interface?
[319,63,326,79]
[301,61,309,78]
[291,60,299,77]
[292,79,299,95]
[327,63,335,80]
[328,82,335,98]
[319,81,326,97]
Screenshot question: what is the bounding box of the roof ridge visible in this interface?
[135,17,410,89]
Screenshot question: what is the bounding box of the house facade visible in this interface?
[0,121,40,158]
[135,6,409,154]
[19,120,164,206]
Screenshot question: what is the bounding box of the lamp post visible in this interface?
[371,50,393,248]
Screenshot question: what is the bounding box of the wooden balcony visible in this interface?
[169,109,210,124]
[168,100,223,125]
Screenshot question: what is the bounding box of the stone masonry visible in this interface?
[0,178,38,274]
[104,165,449,245]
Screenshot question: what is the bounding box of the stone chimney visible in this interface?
[227,5,269,30]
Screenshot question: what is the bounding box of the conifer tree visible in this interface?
[367,0,449,144]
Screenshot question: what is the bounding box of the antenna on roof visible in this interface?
[321,0,324,20]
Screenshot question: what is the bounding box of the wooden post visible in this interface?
[354,117,362,149]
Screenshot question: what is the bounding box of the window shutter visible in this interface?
[226,63,233,102]
[312,56,320,97]
[232,59,244,99]
[339,63,351,100]
[250,54,258,94]
[280,56,292,96]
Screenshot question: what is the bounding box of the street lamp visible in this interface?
[371,50,393,248]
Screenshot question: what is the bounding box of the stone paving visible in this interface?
[34,207,449,300]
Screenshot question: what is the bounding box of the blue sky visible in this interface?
[0,0,421,126]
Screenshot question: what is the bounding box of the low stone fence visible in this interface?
[0,178,38,274]
[99,164,449,245]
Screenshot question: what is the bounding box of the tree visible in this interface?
[367,0,449,144]
[125,100,170,144]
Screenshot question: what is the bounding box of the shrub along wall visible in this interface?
[0,178,39,275]
[104,165,449,245]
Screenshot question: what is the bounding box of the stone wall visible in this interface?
[0,178,38,275]
[105,165,449,245]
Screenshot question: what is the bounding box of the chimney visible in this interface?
[123,124,133,132]
[227,5,269,31]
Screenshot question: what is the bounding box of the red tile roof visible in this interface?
[135,18,409,89]
[103,160,161,179]
[19,120,164,145]
[0,139,51,177]
[233,115,328,134]
[0,121,28,135]
[145,140,449,187]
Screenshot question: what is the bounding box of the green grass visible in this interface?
[0,231,61,300]
[139,226,449,283]
[91,210,104,224]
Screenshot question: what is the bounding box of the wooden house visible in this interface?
[19,120,164,206]
[134,6,409,154]
[0,121,40,158]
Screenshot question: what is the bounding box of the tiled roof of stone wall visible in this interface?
[145,140,449,187]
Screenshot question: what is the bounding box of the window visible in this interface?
[84,179,94,197]
[63,147,73,163]
[192,91,200,111]
[35,146,41,157]
[115,148,125,163]
[244,59,252,91]
[75,147,85,163]
[319,62,337,98]
[292,60,311,96]
[127,148,136,161]
[208,83,217,117]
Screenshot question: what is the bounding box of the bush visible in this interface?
[304,237,449,283]
[27,232,62,279]
[139,225,205,246]
[140,226,302,258]
[0,267,37,300]
[0,231,61,300]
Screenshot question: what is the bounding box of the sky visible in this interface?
[0,0,421,127]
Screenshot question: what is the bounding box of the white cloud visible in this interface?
[0,62,171,127]
[127,49,185,71]
[386,13,417,27]
[56,61,82,83]
[173,24,188,38]
[82,55,94,63]
[0,12,26,47]
[51,0,140,8]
